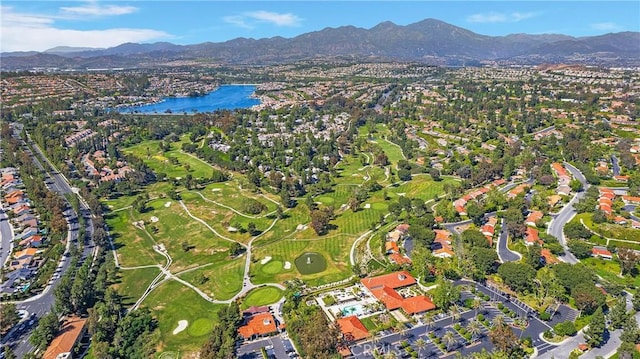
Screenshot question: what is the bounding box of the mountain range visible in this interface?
[2,18,639,70]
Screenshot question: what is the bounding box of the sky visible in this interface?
[2,1,639,52]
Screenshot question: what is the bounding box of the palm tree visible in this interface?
[442,331,457,352]
[492,314,505,328]
[450,304,461,325]
[467,319,483,341]
[415,338,427,354]
[423,312,435,334]
[472,298,482,316]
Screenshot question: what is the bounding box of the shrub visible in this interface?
[544,330,553,339]
[539,311,551,321]
[497,303,504,310]
[554,321,577,337]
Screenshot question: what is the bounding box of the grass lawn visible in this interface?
[582,257,640,288]
[391,176,460,201]
[114,267,161,307]
[251,236,353,286]
[106,208,165,267]
[138,198,233,271]
[360,316,379,331]
[240,286,284,309]
[177,258,244,301]
[142,280,225,355]
[123,139,214,180]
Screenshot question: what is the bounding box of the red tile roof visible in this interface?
[336,316,369,341]
[43,316,87,359]
[238,312,277,338]
[389,253,412,265]
[361,271,416,290]
[401,296,436,314]
[592,247,612,258]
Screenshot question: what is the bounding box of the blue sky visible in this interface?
[2,1,639,51]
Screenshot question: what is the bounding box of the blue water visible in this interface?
[341,304,365,317]
[119,84,260,114]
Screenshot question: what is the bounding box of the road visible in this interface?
[1,126,95,357]
[0,210,13,268]
[496,218,521,263]
[538,292,639,359]
[546,163,588,265]
[611,155,620,176]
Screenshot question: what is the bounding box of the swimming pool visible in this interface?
[341,304,365,317]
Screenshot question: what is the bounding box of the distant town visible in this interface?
[1,47,640,359]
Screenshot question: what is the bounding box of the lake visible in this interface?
[119,84,260,114]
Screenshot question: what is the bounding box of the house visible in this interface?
[541,249,558,265]
[14,248,38,259]
[557,185,572,196]
[389,253,412,266]
[361,271,436,315]
[19,234,43,247]
[614,216,628,225]
[481,224,495,237]
[622,196,640,205]
[525,211,544,227]
[43,316,87,359]
[238,312,278,339]
[632,220,640,229]
[433,247,455,258]
[524,227,542,246]
[385,241,400,254]
[613,175,630,183]
[336,316,369,342]
[592,246,613,260]
[243,306,269,317]
[395,224,410,234]
[547,195,562,207]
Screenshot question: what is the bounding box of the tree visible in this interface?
[570,179,583,192]
[572,283,606,315]
[467,319,483,341]
[633,291,640,311]
[567,240,593,259]
[429,168,441,181]
[442,330,457,352]
[310,207,333,235]
[617,247,640,275]
[471,247,498,274]
[466,202,485,226]
[620,315,640,344]
[553,321,577,336]
[229,242,243,257]
[498,262,536,293]
[431,279,460,311]
[0,303,20,333]
[525,244,543,270]
[584,307,605,347]
[30,311,60,350]
[462,229,490,248]
[564,222,591,240]
[609,296,629,330]
[489,320,519,355]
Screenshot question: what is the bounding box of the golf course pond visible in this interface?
[294,252,327,275]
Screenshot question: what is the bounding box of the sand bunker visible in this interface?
[150,216,159,223]
[165,201,172,207]
[284,261,292,270]
[363,203,371,209]
[211,188,222,192]
[172,320,188,335]
[261,256,272,265]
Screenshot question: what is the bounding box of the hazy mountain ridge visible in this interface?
[2,18,639,69]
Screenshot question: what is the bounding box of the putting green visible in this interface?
[187,318,213,337]
[295,252,327,275]
[242,287,284,308]
[261,260,283,274]
[316,196,335,205]
[371,202,388,210]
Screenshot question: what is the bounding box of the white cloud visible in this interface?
[467,11,538,24]
[245,11,302,27]
[0,6,170,52]
[60,3,138,17]
[223,15,253,29]
[591,22,619,31]
[224,10,302,29]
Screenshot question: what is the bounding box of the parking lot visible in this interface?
[348,281,560,358]
[237,333,298,359]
